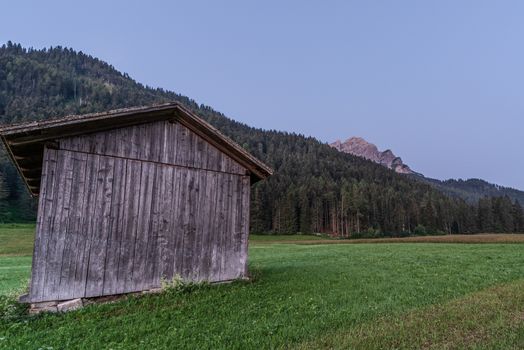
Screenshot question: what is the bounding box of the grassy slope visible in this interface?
[1,225,524,349]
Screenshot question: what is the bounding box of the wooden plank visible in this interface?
[102,157,126,295]
[77,154,101,298]
[219,174,234,280]
[158,165,174,280]
[192,170,208,281]
[121,160,142,294]
[175,124,188,168]
[181,169,196,279]
[211,171,226,282]
[29,147,57,302]
[84,155,115,297]
[59,151,89,300]
[240,176,251,277]
[51,150,74,301]
[144,163,162,289]
[170,167,185,279]
[233,176,247,278]
[41,149,68,301]
[132,161,155,291]
[160,121,170,164]
[199,171,216,281]
[226,175,240,280]
[176,168,190,279]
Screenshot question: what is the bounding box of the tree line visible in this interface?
[0,42,523,236]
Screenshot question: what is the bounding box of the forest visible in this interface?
[0,42,523,236]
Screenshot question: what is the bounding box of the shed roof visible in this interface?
[0,102,273,196]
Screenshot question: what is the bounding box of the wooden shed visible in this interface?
[0,103,272,303]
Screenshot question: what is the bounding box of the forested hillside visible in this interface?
[416,177,524,204]
[1,42,523,235]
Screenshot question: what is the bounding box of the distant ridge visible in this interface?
[331,136,524,204]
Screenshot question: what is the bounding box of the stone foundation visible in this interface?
[28,287,164,314]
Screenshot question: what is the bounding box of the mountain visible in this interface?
[330,137,415,175]
[0,42,523,235]
[331,137,524,205]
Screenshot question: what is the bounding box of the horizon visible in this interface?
[1,1,523,190]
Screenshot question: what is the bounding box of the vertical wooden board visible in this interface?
[155,121,167,163]
[136,124,149,161]
[191,170,208,281]
[41,149,69,301]
[205,145,217,170]
[193,132,202,170]
[69,153,97,298]
[181,169,196,279]
[230,176,242,278]
[175,168,190,279]
[121,160,142,294]
[126,124,139,160]
[233,176,248,278]
[161,121,170,164]
[199,137,209,173]
[76,154,101,298]
[184,128,195,167]
[102,129,118,155]
[217,173,229,281]
[131,162,155,291]
[84,155,115,297]
[144,163,163,289]
[198,171,216,281]
[102,157,126,295]
[59,151,89,300]
[240,176,251,277]
[175,124,188,168]
[169,167,185,279]
[210,172,226,281]
[219,152,228,174]
[48,150,74,301]
[226,175,241,280]
[165,122,176,165]
[117,125,131,158]
[209,171,221,281]
[36,149,61,301]
[30,148,57,302]
[231,175,242,279]
[158,165,175,279]
[220,174,236,281]
[112,158,131,294]
[186,170,200,281]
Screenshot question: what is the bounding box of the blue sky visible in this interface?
[2,1,523,189]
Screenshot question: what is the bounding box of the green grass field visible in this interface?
[1,225,523,349]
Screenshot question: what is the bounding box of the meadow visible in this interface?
[0,225,523,349]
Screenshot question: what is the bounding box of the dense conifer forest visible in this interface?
[0,42,523,235]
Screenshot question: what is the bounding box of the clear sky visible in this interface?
[1,1,523,189]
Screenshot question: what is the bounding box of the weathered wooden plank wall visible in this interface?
[59,120,246,176]
[29,121,251,303]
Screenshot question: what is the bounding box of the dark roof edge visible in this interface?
[0,103,181,135]
[0,103,273,196]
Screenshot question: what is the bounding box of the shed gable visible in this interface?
[59,120,247,176]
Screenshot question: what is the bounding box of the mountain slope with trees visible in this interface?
[1,42,522,235]
[331,137,524,204]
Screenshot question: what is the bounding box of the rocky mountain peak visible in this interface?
[330,137,415,175]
